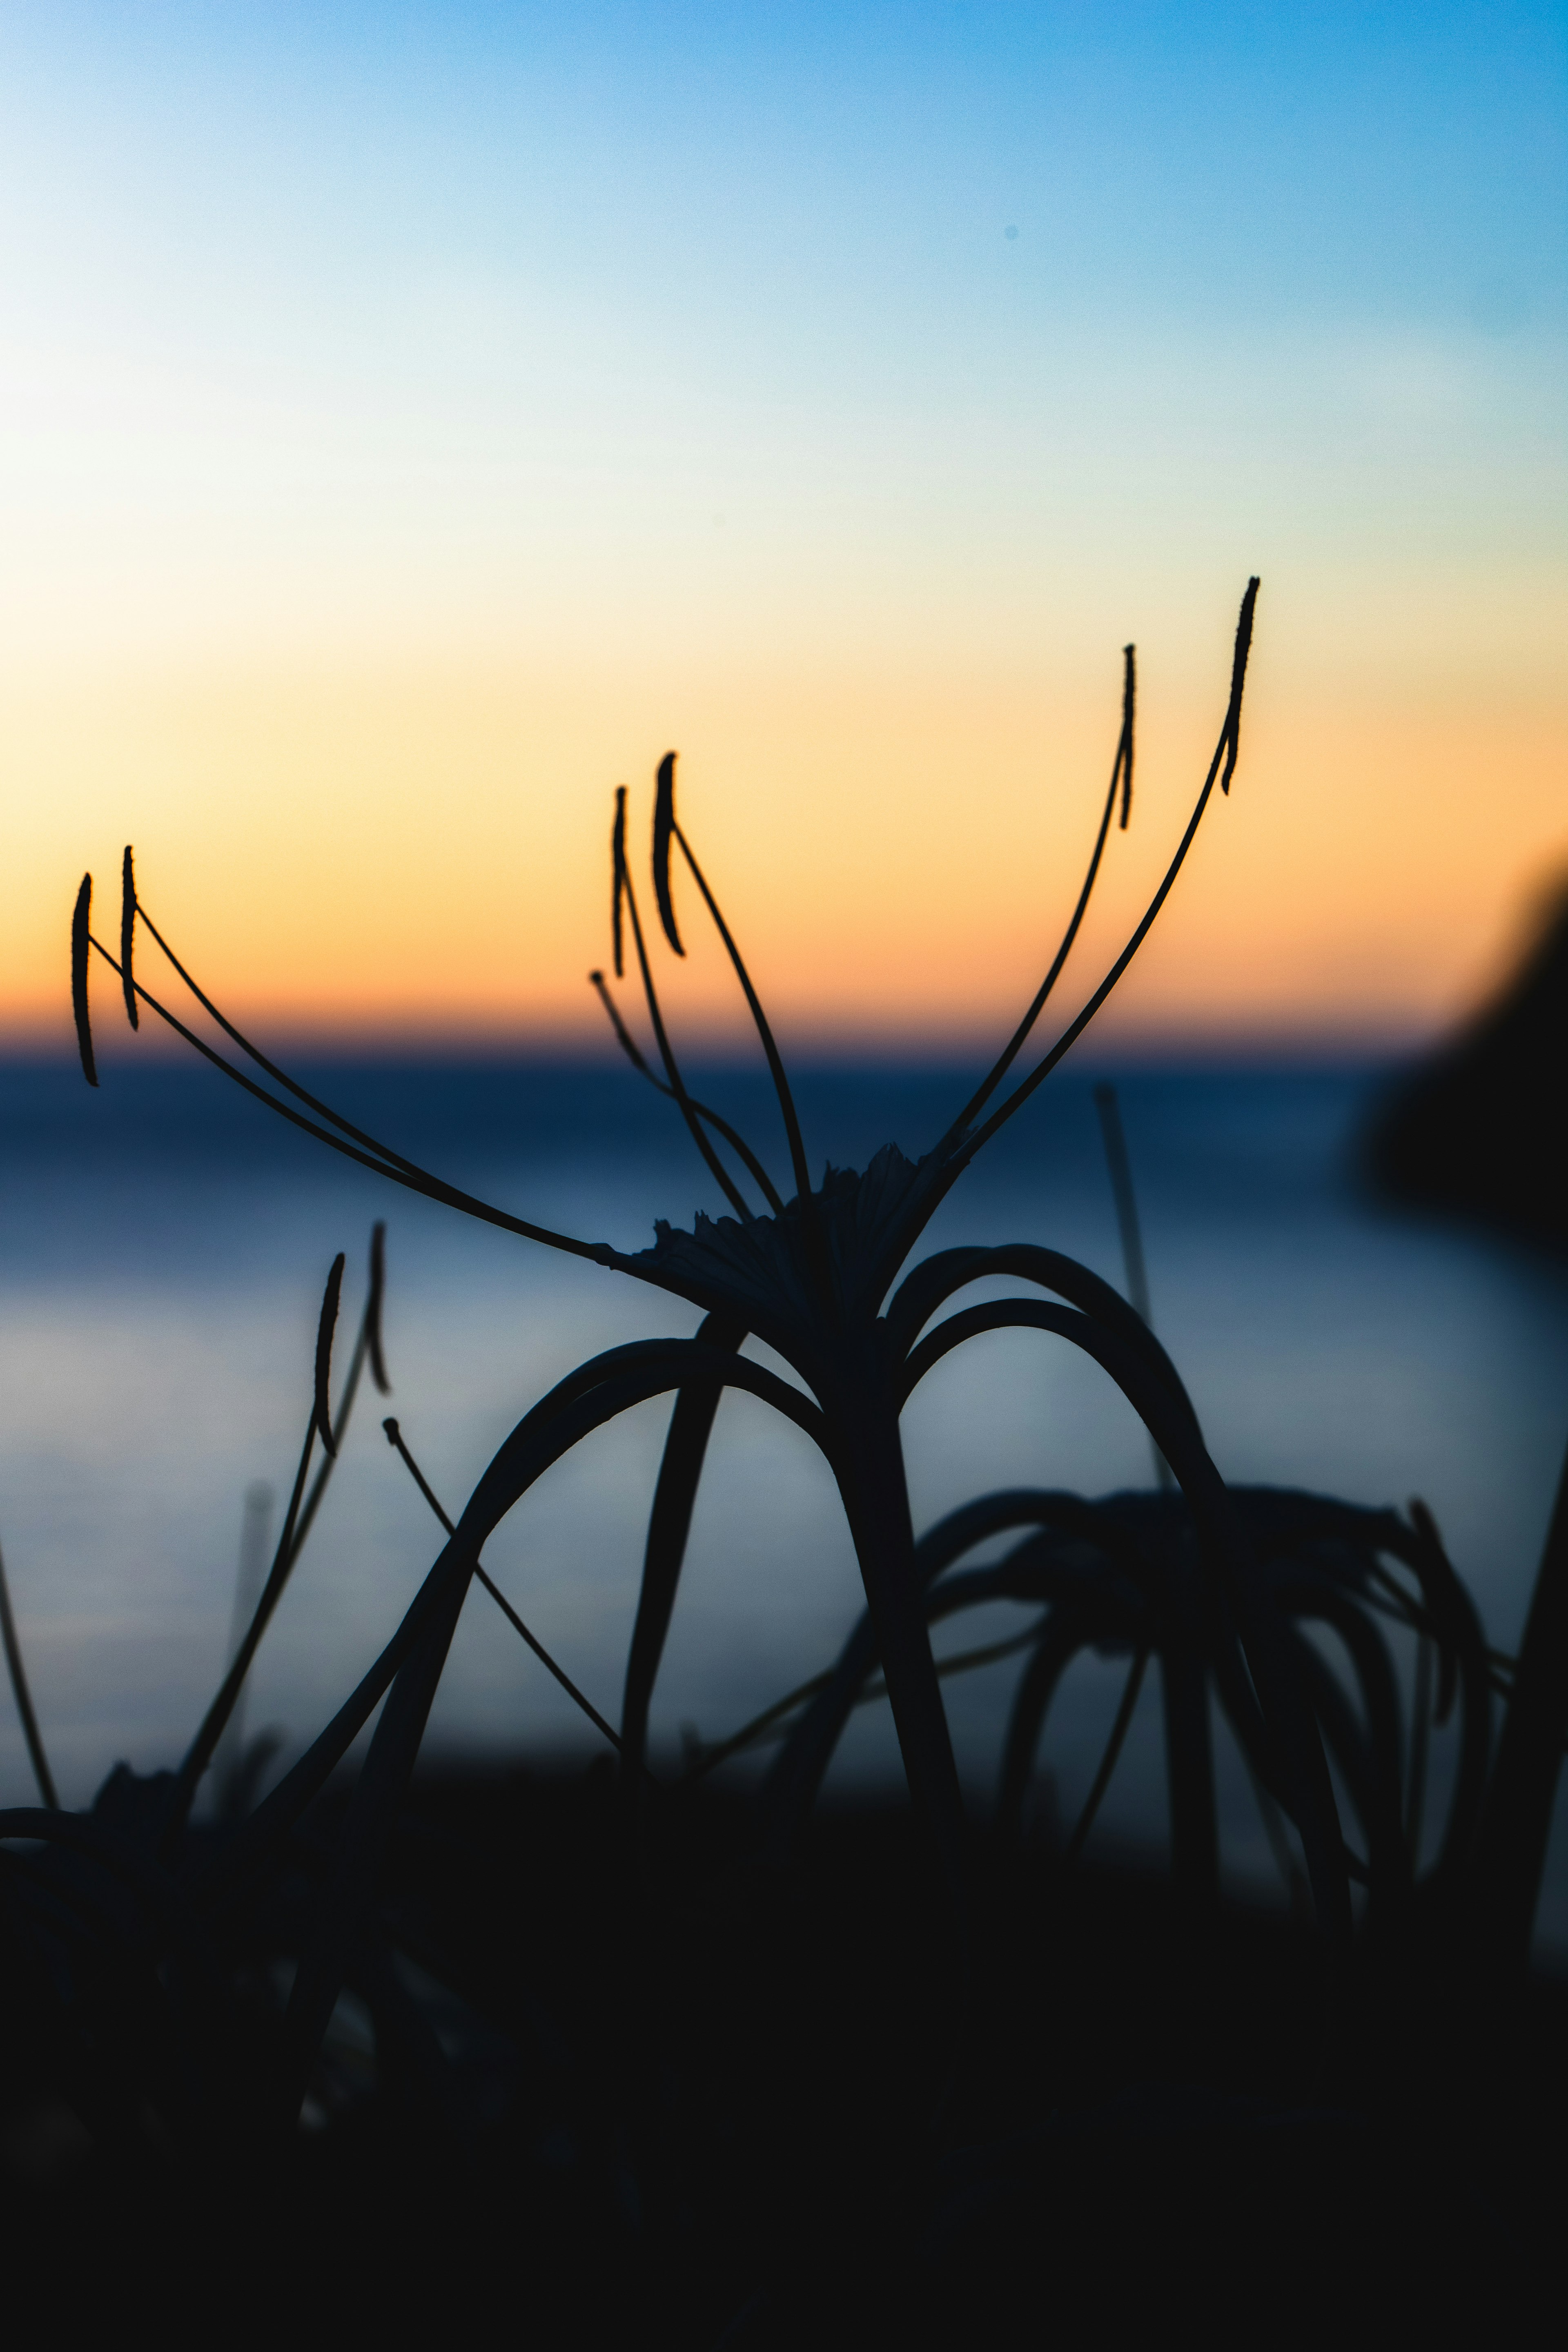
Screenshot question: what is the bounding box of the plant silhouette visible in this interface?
[57,579,1388,2102]
[7,571,1567,2336]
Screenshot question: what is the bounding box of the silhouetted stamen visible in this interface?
[948,581,1260,1173]
[943,643,1136,1143]
[381,1417,633,1763]
[314,1254,345,1459]
[611,786,628,978]
[1219,579,1259,794]
[366,1221,390,1395]
[653,751,683,954]
[656,753,813,1211]
[588,969,786,1214]
[119,847,138,1031]
[71,874,97,1087]
[277,1223,391,1581]
[610,793,755,1221]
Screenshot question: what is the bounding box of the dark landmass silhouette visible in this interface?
[1368,880,1568,1250]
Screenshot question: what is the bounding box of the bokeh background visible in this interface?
[1,1,1562,1048]
[0,6,1565,1938]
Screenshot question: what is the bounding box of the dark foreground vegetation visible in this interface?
[7,584,1568,2338]
[2,1760,1564,2341]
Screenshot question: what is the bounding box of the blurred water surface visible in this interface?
[3,1050,1566,1948]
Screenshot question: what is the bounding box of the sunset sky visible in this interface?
[1,3,1562,1055]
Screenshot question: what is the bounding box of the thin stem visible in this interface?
[87,935,615,1266]
[588,970,786,1214]
[902,583,1259,1258]
[1066,1647,1148,1863]
[0,1536,59,1809]
[134,901,473,1189]
[949,716,1238,1169]
[944,644,1134,1144]
[211,1482,274,1795]
[673,825,814,1212]
[286,1323,367,1570]
[171,1404,319,1824]
[684,1623,1045,1780]
[616,825,755,1222]
[381,1418,633,1764]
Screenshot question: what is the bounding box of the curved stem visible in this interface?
[897,584,1259,1265]
[617,857,755,1221]
[674,825,814,1213]
[942,644,1134,1145]
[588,970,786,1213]
[88,935,615,1266]
[0,1537,58,1809]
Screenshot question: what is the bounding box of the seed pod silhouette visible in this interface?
[314,1253,345,1457]
[1220,577,1261,793]
[71,874,98,1087]
[653,751,684,955]
[611,787,628,979]
[1118,646,1136,830]
[120,847,139,1030]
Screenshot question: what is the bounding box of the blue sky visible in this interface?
[0,3,1562,1046]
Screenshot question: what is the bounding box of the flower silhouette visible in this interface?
[71,578,1351,2105]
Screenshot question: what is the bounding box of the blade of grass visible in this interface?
[0,1536,59,1809]
[622,1314,746,1804]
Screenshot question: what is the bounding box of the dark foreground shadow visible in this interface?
[2,1762,1560,2345]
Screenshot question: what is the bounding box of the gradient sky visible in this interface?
[1,3,1563,1054]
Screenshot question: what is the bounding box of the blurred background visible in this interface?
[0,8,1564,1935]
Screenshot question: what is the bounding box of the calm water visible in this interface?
[3,1049,1566,1950]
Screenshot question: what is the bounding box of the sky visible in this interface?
[1,2,1563,1055]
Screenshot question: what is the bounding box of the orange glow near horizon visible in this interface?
[3,635,1563,1065]
[1,17,1561,1068]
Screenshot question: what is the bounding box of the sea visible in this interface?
[3,1046,1566,1954]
